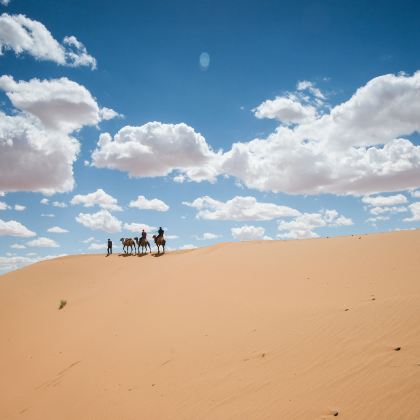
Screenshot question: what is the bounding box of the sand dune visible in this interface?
[1,230,420,419]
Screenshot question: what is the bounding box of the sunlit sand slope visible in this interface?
[1,230,420,419]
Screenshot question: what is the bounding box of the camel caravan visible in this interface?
[118,227,166,255]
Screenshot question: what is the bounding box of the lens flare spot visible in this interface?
[199,52,210,70]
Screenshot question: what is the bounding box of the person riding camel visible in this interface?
[141,229,147,240]
[157,226,164,239]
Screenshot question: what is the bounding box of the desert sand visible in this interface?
[1,230,420,419]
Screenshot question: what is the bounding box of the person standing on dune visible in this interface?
[107,238,112,255]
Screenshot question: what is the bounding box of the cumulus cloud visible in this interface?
[369,206,407,215]
[71,189,121,211]
[91,122,220,182]
[0,76,119,195]
[88,242,105,250]
[180,244,197,250]
[195,232,221,240]
[0,200,9,210]
[277,209,353,239]
[223,72,420,195]
[129,195,169,212]
[85,71,420,196]
[82,237,96,243]
[52,201,67,208]
[0,1,11,6]
[0,76,116,131]
[0,253,66,273]
[362,194,407,207]
[76,210,122,233]
[231,225,265,241]
[410,190,420,198]
[47,226,69,233]
[40,198,49,205]
[123,222,157,233]
[14,204,25,211]
[27,236,59,248]
[366,215,390,225]
[0,218,35,237]
[166,234,179,240]
[10,243,25,249]
[403,202,420,222]
[0,13,96,68]
[183,195,300,221]
[297,80,325,100]
[253,95,317,124]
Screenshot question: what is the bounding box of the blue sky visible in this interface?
[0,0,419,272]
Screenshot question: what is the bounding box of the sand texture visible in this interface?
[1,230,420,419]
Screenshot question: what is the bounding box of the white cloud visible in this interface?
[0,76,117,132]
[362,194,407,207]
[88,242,105,250]
[99,107,123,120]
[47,226,69,233]
[222,72,420,195]
[253,95,316,124]
[403,202,420,222]
[0,13,96,68]
[166,234,179,240]
[129,195,169,212]
[0,1,11,6]
[123,222,157,233]
[27,236,59,248]
[40,198,49,205]
[76,210,122,233]
[277,209,353,239]
[0,76,120,195]
[231,225,266,241]
[0,253,66,272]
[62,35,96,69]
[82,237,96,243]
[41,213,54,217]
[91,122,220,182]
[410,190,420,198]
[14,204,25,211]
[0,218,35,237]
[71,189,121,211]
[296,80,325,100]
[180,244,197,250]
[366,215,390,224]
[369,206,407,215]
[195,232,221,240]
[10,243,25,249]
[0,200,10,210]
[52,201,67,208]
[183,195,300,221]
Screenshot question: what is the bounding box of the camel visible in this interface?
[153,235,166,254]
[134,236,151,254]
[120,237,135,254]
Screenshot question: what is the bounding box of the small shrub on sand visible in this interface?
[58,300,67,310]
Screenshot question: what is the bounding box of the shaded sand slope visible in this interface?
[1,230,420,419]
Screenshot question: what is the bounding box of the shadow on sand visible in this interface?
[118,253,136,257]
[153,253,165,258]
[136,252,150,257]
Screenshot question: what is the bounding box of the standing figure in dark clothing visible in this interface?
[107,238,112,255]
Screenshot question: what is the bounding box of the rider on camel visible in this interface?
[141,229,147,240]
[157,226,164,239]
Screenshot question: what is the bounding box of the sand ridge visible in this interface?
[1,230,420,419]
